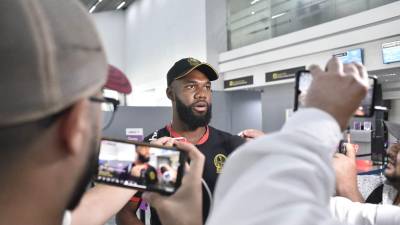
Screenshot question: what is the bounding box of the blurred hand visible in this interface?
[306,58,369,131]
[332,143,364,202]
[143,138,205,225]
[150,136,176,147]
[238,129,265,141]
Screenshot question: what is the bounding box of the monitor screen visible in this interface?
[382,41,400,64]
[334,48,364,64]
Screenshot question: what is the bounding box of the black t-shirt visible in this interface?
[140,125,245,225]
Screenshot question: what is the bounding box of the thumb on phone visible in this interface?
[345,143,357,160]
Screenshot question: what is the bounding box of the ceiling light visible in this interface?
[117,1,126,10]
[89,0,102,13]
[89,5,96,13]
[250,0,260,5]
[251,11,255,15]
[271,12,286,19]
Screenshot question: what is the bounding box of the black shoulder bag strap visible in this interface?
[365,184,384,204]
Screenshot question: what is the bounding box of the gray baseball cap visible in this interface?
[385,121,400,140]
[0,0,108,127]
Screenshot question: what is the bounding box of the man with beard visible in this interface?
[381,143,400,205]
[353,142,400,205]
[333,121,400,206]
[116,58,246,225]
[130,145,158,186]
[325,120,400,224]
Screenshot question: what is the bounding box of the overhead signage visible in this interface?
[265,66,305,83]
[224,76,254,89]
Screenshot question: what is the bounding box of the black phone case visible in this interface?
[293,70,309,112]
[294,70,378,118]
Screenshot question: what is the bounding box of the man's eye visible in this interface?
[186,85,195,89]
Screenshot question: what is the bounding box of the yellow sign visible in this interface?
[229,80,247,87]
[214,154,227,173]
[272,72,291,80]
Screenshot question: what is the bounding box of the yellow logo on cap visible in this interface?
[214,154,227,173]
[187,58,201,66]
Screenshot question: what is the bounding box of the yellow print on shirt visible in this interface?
[214,154,227,173]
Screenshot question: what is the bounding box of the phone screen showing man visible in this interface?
[96,139,185,195]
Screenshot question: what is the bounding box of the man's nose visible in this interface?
[194,86,208,99]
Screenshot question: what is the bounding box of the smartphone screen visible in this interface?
[96,138,186,195]
[294,70,377,117]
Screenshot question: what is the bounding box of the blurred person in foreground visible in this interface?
[0,2,204,225]
[0,1,159,225]
[333,141,400,205]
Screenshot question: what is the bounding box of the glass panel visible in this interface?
[227,0,399,50]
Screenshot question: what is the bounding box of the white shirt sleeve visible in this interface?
[62,210,72,225]
[206,108,342,225]
[330,196,400,225]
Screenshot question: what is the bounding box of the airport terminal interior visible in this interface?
[81,0,400,224]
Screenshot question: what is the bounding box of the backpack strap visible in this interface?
[365,184,384,204]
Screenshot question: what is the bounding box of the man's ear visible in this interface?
[166,87,174,101]
[59,99,90,155]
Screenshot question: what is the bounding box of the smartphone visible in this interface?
[96,138,187,195]
[294,70,377,117]
[337,140,348,155]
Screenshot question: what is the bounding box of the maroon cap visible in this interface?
[105,65,132,94]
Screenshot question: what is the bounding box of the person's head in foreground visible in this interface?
[0,0,109,224]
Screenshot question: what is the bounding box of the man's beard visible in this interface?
[385,170,400,189]
[175,96,212,131]
[138,154,150,163]
[385,175,400,190]
[66,125,100,210]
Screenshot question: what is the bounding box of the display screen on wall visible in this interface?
[334,48,364,64]
[382,41,400,64]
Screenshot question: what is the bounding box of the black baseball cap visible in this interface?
[167,58,219,86]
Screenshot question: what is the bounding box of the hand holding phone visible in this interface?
[294,70,377,117]
[293,58,374,131]
[141,140,205,225]
[96,138,187,195]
